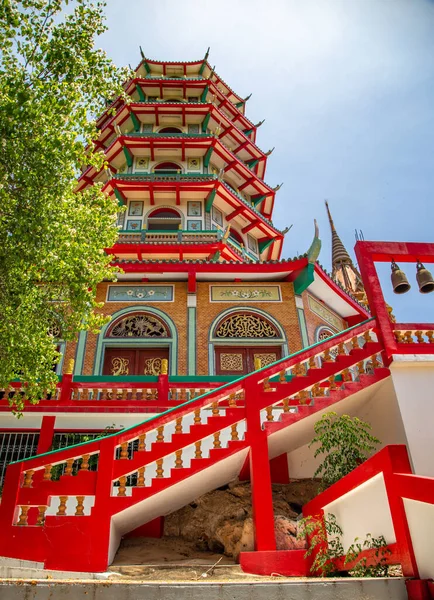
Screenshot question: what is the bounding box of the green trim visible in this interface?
[202,112,211,133]
[293,263,315,295]
[200,85,209,103]
[258,238,274,253]
[297,305,309,348]
[199,61,207,76]
[244,128,253,136]
[122,146,133,168]
[14,317,375,464]
[169,375,236,383]
[114,188,125,207]
[93,306,179,376]
[205,187,217,212]
[74,375,158,383]
[130,112,140,132]
[246,159,259,168]
[75,331,88,375]
[203,146,213,168]
[187,306,196,376]
[135,83,146,102]
[143,61,151,75]
[252,194,267,207]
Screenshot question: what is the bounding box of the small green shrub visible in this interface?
[298,514,392,577]
[310,412,380,489]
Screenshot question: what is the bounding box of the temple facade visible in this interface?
[0,53,433,588]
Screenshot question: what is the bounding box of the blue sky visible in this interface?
[98,0,434,321]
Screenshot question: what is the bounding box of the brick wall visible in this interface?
[63,282,349,377]
[68,281,188,375]
[302,291,348,345]
[196,281,302,375]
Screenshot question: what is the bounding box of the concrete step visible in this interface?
[0,577,407,599]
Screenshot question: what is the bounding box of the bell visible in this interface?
[416,261,434,294]
[391,260,411,294]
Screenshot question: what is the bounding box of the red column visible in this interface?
[245,380,276,551]
[37,416,56,454]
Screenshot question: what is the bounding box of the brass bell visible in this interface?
[391,260,411,294]
[416,261,434,294]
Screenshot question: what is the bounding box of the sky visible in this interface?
[98,0,434,321]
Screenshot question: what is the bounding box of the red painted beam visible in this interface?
[226,206,245,221]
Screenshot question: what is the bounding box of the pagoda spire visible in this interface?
[325,200,364,299]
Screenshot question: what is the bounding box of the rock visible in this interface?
[163,478,316,560]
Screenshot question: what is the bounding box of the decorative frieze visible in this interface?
[210,285,282,302]
[107,285,174,302]
[308,294,344,331]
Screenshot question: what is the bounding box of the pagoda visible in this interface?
[1,52,433,586]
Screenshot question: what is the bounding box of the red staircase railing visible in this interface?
[0,317,390,572]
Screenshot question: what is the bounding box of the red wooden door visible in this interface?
[215,346,282,375]
[103,347,169,376]
[137,348,169,375]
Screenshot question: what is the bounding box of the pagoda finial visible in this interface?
[325,199,336,233]
[244,93,252,102]
[325,200,365,297]
[255,119,265,128]
[204,47,210,61]
[307,219,322,264]
[139,46,145,59]
[222,224,231,242]
[209,65,216,79]
[273,183,283,192]
[265,147,275,156]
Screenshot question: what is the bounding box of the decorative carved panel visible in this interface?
[220,353,244,372]
[253,353,277,368]
[215,313,278,339]
[111,357,130,376]
[109,314,168,338]
[143,358,163,376]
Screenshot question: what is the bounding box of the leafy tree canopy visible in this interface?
[0,0,130,411]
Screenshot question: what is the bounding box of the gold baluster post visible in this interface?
[175,450,183,469]
[80,454,90,471]
[23,470,34,488]
[138,434,146,452]
[137,467,145,487]
[117,476,127,496]
[36,506,47,526]
[156,458,164,478]
[75,496,85,516]
[17,506,30,526]
[120,442,129,460]
[57,496,68,516]
[43,464,52,481]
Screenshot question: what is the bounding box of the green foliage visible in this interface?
[310,412,380,489]
[298,512,344,576]
[0,1,131,411]
[298,514,392,577]
[345,533,392,577]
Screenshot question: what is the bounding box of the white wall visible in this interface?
[390,355,434,477]
[404,498,434,579]
[323,473,396,551]
[285,378,407,479]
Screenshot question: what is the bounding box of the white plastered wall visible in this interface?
[389,355,434,477]
[285,377,407,478]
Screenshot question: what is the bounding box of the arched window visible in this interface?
[147,207,182,231]
[153,161,182,174]
[315,326,337,343]
[158,127,182,134]
[215,312,279,339]
[106,312,170,338]
[228,228,243,247]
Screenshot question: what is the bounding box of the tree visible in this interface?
[0,0,130,411]
[310,412,380,489]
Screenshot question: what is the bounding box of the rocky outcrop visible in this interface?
[164,479,320,560]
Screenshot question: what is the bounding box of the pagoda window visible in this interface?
[153,161,182,174]
[228,228,244,248]
[158,127,183,134]
[147,207,182,231]
[247,234,258,255]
